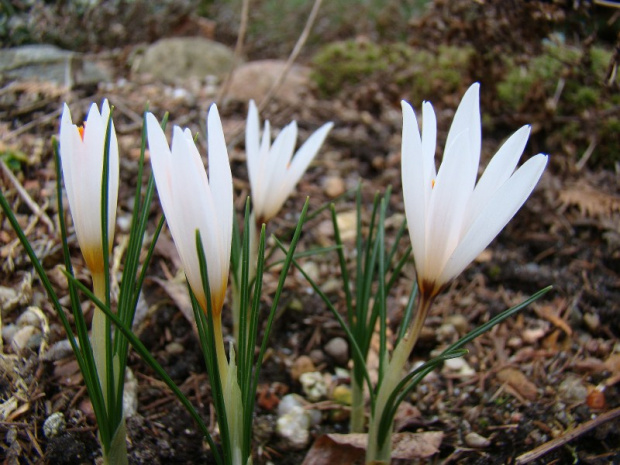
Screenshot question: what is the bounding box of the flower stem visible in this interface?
[91,271,109,408]
[365,295,433,464]
[350,373,366,433]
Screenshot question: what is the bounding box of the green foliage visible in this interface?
[311,40,474,100]
[0,147,28,172]
[497,40,620,168]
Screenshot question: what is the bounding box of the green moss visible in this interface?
[311,40,473,99]
[497,42,614,113]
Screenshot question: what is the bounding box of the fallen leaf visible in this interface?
[302,431,443,464]
[496,367,538,401]
[151,277,195,329]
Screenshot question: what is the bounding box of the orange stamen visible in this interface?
[431,179,436,189]
[78,125,85,140]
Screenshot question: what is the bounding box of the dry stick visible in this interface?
[257,0,323,114]
[6,108,62,140]
[0,159,54,233]
[515,405,620,464]
[216,0,251,106]
[225,0,324,148]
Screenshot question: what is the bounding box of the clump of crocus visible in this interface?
[231,101,333,342]
[59,100,129,465]
[365,83,548,463]
[146,105,247,462]
[146,105,233,378]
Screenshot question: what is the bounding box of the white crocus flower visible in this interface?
[401,83,548,299]
[59,100,119,274]
[246,100,333,223]
[146,105,233,315]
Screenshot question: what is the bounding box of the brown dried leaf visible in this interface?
[302,432,443,464]
[151,277,195,329]
[559,182,620,218]
[496,367,538,401]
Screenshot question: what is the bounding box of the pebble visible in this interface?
[443,357,475,377]
[557,375,588,404]
[323,176,345,198]
[165,342,185,355]
[43,412,66,438]
[276,405,311,449]
[464,431,491,448]
[324,337,349,366]
[309,349,325,365]
[300,372,328,401]
[290,355,316,382]
[276,394,321,449]
[332,385,352,405]
[583,312,600,332]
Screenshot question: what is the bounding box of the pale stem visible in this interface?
[91,271,109,408]
[92,271,129,465]
[213,313,229,384]
[350,374,366,433]
[365,296,433,464]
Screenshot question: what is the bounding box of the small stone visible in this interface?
[276,406,310,449]
[583,313,600,332]
[309,349,325,365]
[43,412,66,439]
[444,315,468,334]
[443,357,475,377]
[165,342,185,355]
[332,385,352,405]
[300,261,320,283]
[123,368,138,418]
[324,337,349,366]
[324,176,345,198]
[335,211,357,242]
[300,372,328,401]
[464,431,491,448]
[290,356,316,382]
[11,325,37,352]
[278,394,304,416]
[557,375,588,404]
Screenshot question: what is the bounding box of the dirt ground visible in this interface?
[1,2,620,464]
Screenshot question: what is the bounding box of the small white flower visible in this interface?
[146,105,233,314]
[59,100,119,274]
[246,100,333,223]
[401,83,548,298]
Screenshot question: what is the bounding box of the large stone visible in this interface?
[226,59,310,105]
[134,37,236,83]
[0,44,111,87]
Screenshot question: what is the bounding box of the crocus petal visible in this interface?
[245,105,332,223]
[401,83,547,295]
[286,121,334,194]
[147,111,233,314]
[59,100,119,273]
[401,100,428,279]
[464,125,531,231]
[439,154,548,284]
[207,104,233,287]
[246,100,260,192]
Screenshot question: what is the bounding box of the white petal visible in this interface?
[425,129,476,281]
[445,83,481,169]
[440,154,548,284]
[246,100,260,193]
[285,121,333,199]
[465,125,531,231]
[401,100,428,279]
[207,104,233,280]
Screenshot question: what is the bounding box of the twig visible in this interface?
[0,158,54,234]
[257,0,323,113]
[515,406,620,464]
[5,108,62,140]
[216,0,251,106]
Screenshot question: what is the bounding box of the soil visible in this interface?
[1,2,620,464]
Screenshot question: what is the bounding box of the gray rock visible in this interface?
[324,337,349,366]
[134,37,236,83]
[0,44,111,87]
[43,412,66,439]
